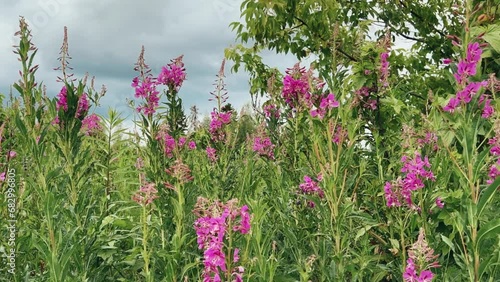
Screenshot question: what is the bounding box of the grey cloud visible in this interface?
[1,0,301,122]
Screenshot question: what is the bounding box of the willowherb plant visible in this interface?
[486,120,500,184]
[252,136,275,160]
[403,228,439,281]
[443,42,488,113]
[193,197,251,281]
[298,174,325,208]
[132,46,160,116]
[157,55,186,91]
[384,152,435,209]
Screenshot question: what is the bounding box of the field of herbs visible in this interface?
[1,1,499,281]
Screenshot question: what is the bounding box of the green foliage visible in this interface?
[1,2,499,281]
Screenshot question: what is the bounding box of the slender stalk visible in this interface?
[141,204,152,282]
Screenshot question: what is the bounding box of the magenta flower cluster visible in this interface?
[81,114,102,136]
[299,174,325,208]
[487,134,500,184]
[385,152,435,208]
[443,43,492,117]
[132,76,160,115]
[56,86,68,111]
[282,64,310,109]
[156,127,196,158]
[263,104,280,119]
[281,63,330,111]
[403,228,440,281]
[379,52,390,88]
[157,55,186,91]
[404,258,434,282]
[209,110,232,141]
[132,56,186,115]
[132,182,159,206]
[206,147,217,162]
[355,86,378,110]
[310,93,340,119]
[252,136,275,160]
[75,93,89,118]
[193,198,251,282]
[332,125,347,145]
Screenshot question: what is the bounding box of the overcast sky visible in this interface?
[0,0,304,123]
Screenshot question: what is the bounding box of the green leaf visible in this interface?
[440,234,456,252]
[482,24,500,53]
[477,218,500,248]
[478,177,500,218]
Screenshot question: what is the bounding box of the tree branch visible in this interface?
[293,16,358,62]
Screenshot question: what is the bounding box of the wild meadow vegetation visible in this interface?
[1,1,499,281]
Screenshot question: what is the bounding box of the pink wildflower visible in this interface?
[81,114,102,136]
[56,86,68,111]
[404,228,439,282]
[75,93,89,118]
[480,96,494,118]
[209,111,232,141]
[445,42,487,113]
[132,182,159,206]
[188,140,196,150]
[8,151,17,159]
[384,181,401,207]
[435,197,444,208]
[206,147,217,162]
[281,63,310,109]
[299,175,325,208]
[132,76,160,115]
[332,125,347,145]
[443,97,460,112]
[156,130,177,157]
[157,55,186,91]
[379,52,390,87]
[233,205,251,234]
[386,153,435,208]
[487,159,500,184]
[193,199,250,281]
[263,104,280,119]
[253,136,275,160]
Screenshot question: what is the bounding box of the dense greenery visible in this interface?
[1,1,499,281]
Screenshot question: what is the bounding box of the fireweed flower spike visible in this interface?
[310,93,340,119]
[81,114,102,136]
[206,147,217,162]
[209,110,232,141]
[188,141,196,150]
[298,175,325,208]
[157,55,186,91]
[444,42,487,113]
[132,182,159,206]
[487,127,500,184]
[75,93,89,118]
[193,198,251,281]
[282,63,309,109]
[132,47,160,115]
[403,228,440,281]
[252,136,275,160]
[56,85,68,111]
[385,152,435,208]
[379,52,390,87]
[435,197,444,209]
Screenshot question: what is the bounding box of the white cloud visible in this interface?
[0,0,304,122]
